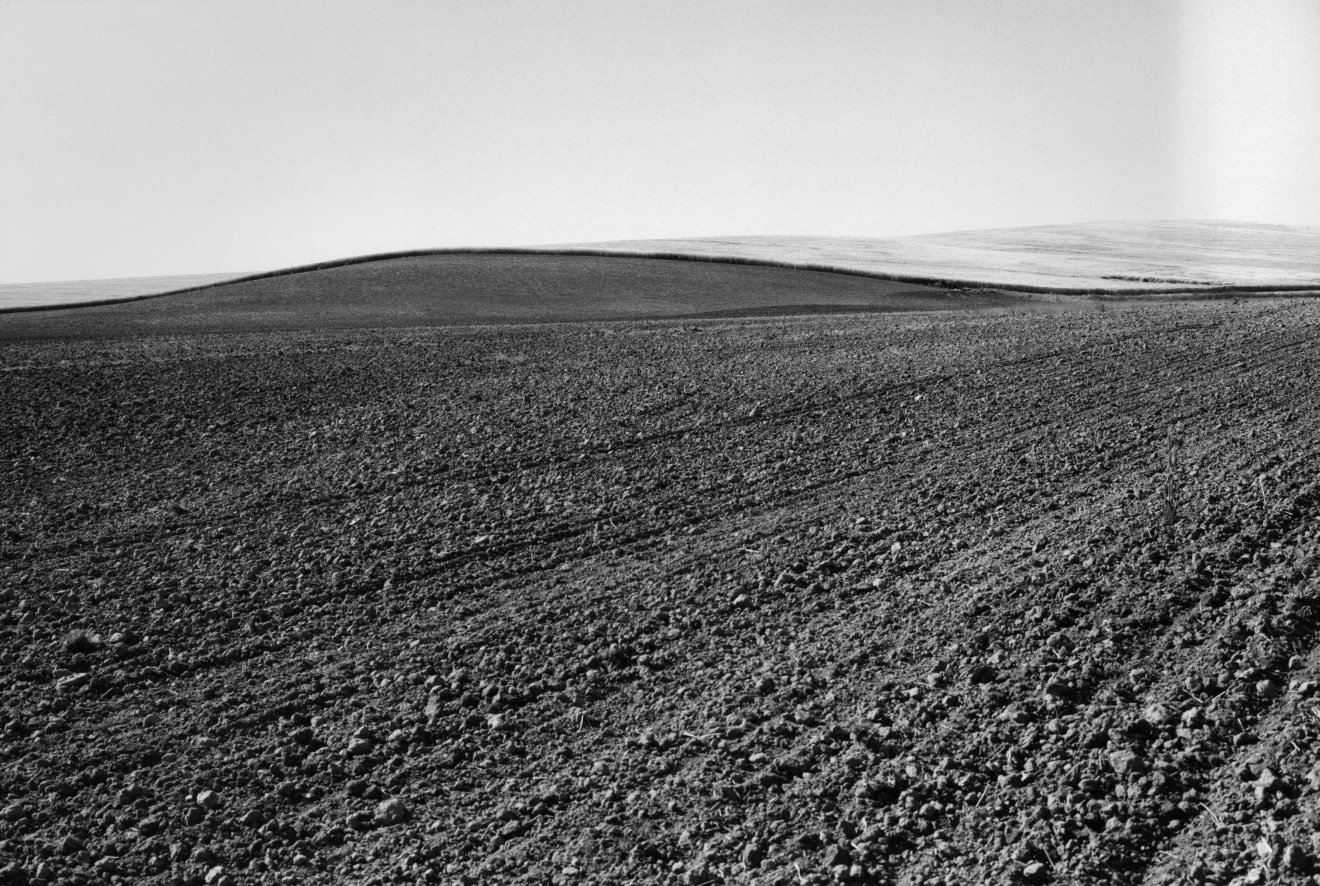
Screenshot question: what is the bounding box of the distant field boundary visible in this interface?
[4,247,1320,315]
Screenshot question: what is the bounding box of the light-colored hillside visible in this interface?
[557,220,1320,292]
[0,272,248,310]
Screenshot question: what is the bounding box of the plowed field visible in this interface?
[3,296,1320,885]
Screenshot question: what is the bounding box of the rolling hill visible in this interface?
[558,220,1320,292]
[0,254,1011,341]
[2,222,1317,334]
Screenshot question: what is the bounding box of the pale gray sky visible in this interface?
[2,0,1317,284]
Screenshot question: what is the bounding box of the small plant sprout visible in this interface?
[62,628,99,656]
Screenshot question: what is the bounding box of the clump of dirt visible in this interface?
[2,298,1320,885]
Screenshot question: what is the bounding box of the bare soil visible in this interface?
[3,297,1320,886]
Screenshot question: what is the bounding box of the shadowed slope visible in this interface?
[0,253,1018,341]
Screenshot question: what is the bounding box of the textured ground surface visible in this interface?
[3,297,1320,886]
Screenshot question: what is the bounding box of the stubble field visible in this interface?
[3,290,1320,886]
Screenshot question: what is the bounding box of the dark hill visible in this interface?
[0,253,1023,340]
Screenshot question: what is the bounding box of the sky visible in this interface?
[1,0,1318,284]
